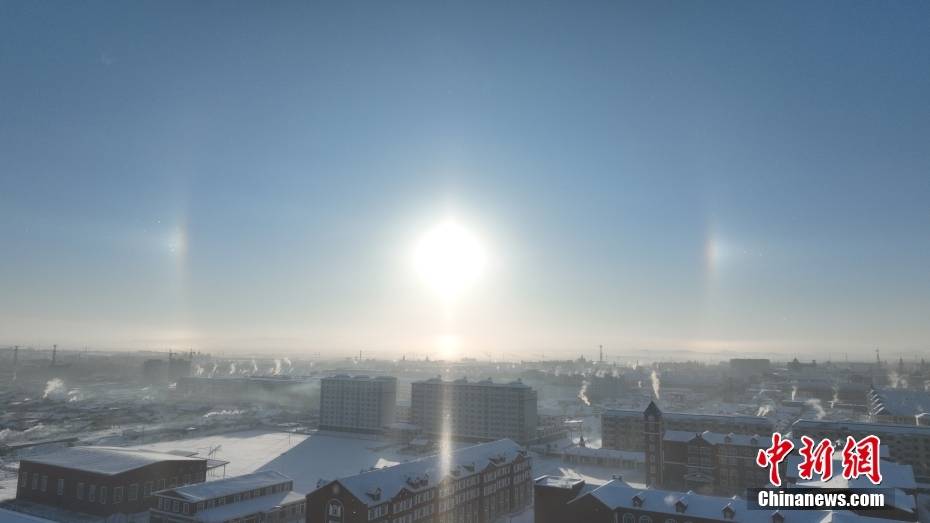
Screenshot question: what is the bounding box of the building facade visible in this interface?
[639,402,770,495]
[320,375,397,433]
[411,378,538,443]
[790,418,930,483]
[602,403,773,452]
[149,470,304,523]
[306,439,532,523]
[15,447,207,518]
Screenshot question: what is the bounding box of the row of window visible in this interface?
[19,472,199,505]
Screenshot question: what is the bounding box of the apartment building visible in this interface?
[320,375,397,433]
[411,378,537,444]
[306,439,532,523]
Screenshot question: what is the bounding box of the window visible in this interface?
[158,479,165,490]
[31,474,38,490]
[89,485,96,502]
[173,500,180,513]
[639,517,652,523]
[129,484,138,501]
[76,482,84,500]
[328,499,344,518]
[100,486,107,504]
[40,475,47,492]
[114,486,123,503]
[57,478,64,495]
[144,481,152,497]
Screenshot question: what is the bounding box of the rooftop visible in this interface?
[574,480,902,523]
[869,387,930,417]
[22,446,205,475]
[324,439,526,507]
[155,471,291,502]
[178,491,303,523]
[414,377,530,388]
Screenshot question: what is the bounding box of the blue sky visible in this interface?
[1,1,928,358]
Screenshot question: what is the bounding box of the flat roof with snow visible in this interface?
[155,470,292,502]
[21,447,205,475]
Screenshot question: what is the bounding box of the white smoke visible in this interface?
[272,359,282,375]
[210,363,218,377]
[251,358,259,375]
[194,364,204,377]
[805,398,826,420]
[43,378,67,400]
[888,371,908,389]
[229,362,237,375]
[578,380,591,406]
[203,409,244,419]
[650,370,661,400]
[791,385,798,401]
[756,404,774,417]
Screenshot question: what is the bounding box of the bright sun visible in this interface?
[414,221,486,299]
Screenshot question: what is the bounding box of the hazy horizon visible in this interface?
[2,2,929,358]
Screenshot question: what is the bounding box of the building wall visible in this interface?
[15,459,207,517]
[602,410,773,452]
[320,376,397,432]
[410,380,537,443]
[305,454,533,523]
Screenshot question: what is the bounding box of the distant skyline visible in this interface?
[2,2,929,358]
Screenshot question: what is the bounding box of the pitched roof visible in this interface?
[325,439,525,507]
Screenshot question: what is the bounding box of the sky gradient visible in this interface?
[2,1,929,359]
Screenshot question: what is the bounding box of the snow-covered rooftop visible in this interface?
[792,418,930,435]
[326,439,525,507]
[869,387,930,417]
[155,470,292,502]
[663,430,771,447]
[21,446,205,475]
[180,491,304,523]
[603,408,773,425]
[575,480,902,523]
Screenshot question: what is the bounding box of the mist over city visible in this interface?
[1,2,929,523]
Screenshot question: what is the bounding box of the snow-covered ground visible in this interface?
[2,427,645,523]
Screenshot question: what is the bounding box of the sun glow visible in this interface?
[414,221,487,300]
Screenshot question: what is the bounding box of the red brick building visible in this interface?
[15,446,208,518]
[306,439,532,523]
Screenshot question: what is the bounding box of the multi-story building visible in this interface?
[790,418,930,482]
[306,439,532,523]
[534,477,908,523]
[320,375,397,433]
[15,447,207,519]
[602,402,773,451]
[640,402,770,495]
[149,470,304,523]
[411,378,538,444]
